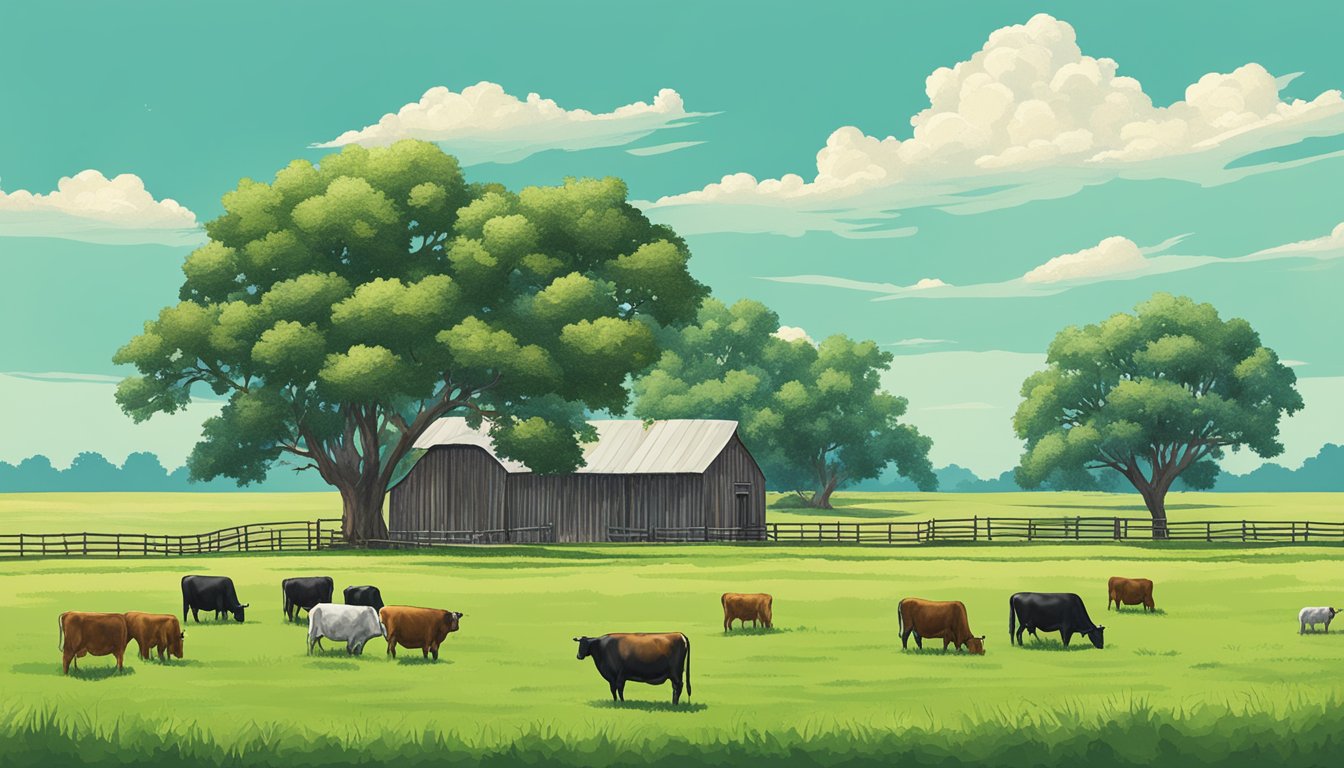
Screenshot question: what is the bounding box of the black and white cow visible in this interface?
[307,603,386,655]
[573,633,691,704]
[181,575,249,623]
[282,576,334,622]
[1009,592,1105,649]
[343,585,385,613]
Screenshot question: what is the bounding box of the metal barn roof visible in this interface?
[412,418,741,474]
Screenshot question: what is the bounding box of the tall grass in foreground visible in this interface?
[2,696,1339,768]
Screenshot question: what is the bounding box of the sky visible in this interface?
[1,1,1342,478]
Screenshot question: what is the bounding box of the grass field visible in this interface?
[2,540,1342,766]
[2,491,1341,535]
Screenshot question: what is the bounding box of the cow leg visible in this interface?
[1062,630,1072,647]
[617,680,626,702]
[62,651,73,675]
[672,680,682,705]
[914,633,923,650]
[899,629,911,649]
[942,638,951,652]
[724,615,730,632]
[114,648,124,672]
[609,682,619,701]
[432,644,439,661]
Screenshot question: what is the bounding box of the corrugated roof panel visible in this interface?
[411,417,738,474]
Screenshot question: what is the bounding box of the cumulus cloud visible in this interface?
[313,81,712,165]
[765,222,1344,301]
[0,170,200,246]
[884,338,956,347]
[644,14,1344,237]
[772,325,815,345]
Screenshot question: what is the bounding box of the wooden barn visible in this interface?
[388,418,766,543]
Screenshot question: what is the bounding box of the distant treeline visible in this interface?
[853,443,1344,493]
[0,452,329,493]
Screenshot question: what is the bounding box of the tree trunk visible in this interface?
[806,474,840,509]
[1140,487,1169,540]
[339,484,389,544]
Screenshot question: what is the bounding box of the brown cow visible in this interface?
[722,592,773,631]
[379,605,462,660]
[58,612,130,675]
[124,611,185,661]
[897,598,985,654]
[1108,577,1156,612]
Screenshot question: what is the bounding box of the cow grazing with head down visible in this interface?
[344,585,384,612]
[1299,606,1338,634]
[282,576,334,622]
[379,606,462,660]
[58,612,130,675]
[181,575,248,623]
[123,611,184,661]
[307,603,385,655]
[1010,592,1105,649]
[574,633,691,704]
[1108,577,1156,612]
[898,598,985,654]
[722,593,773,631]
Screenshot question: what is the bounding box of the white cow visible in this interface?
[1298,606,1338,634]
[307,603,386,655]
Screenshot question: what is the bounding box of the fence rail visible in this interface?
[608,526,769,543]
[765,517,1344,544]
[381,525,555,546]
[0,519,344,559]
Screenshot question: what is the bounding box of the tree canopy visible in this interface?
[634,298,936,507]
[115,140,707,541]
[1013,293,1302,535]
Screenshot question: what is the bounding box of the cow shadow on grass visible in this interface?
[393,656,455,666]
[587,699,707,713]
[12,663,137,680]
[1109,608,1168,617]
[899,646,986,656]
[721,626,802,637]
[1011,637,1100,652]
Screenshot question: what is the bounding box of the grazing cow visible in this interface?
[574,633,691,704]
[307,603,386,655]
[1107,577,1156,612]
[722,592,773,631]
[181,575,249,623]
[379,606,462,660]
[58,612,130,675]
[1010,592,1105,649]
[1299,606,1339,634]
[344,585,385,612]
[123,611,184,661]
[282,576,334,622]
[898,598,985,654]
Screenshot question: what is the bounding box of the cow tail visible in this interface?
[57,612,66,651]
[1008,599,1016,645]
[684,634,691,699]
[897,599,904,637]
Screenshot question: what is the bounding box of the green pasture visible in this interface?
[2,541,1341,766]
[1,491,1341,536]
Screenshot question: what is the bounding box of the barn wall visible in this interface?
[630,474,706,532]
[388,446,506,533]
[507,475,628,542]
[702,435,767,529]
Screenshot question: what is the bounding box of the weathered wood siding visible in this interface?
[627,474,706,532]
[702,435,766,528]
[388,446,506,533]
[507,475,627,542]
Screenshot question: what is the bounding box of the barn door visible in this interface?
[734,483,752,531]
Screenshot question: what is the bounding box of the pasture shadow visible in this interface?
[1131,648,1180,657]
[721,626,796,637]
[12,662,137,680]
[1297,630,1340,638]
[899,646,985,656]
[136,657,203,667]
[1109,607,1167,617]
[587,699,707,713]
[1011,637,1099,652]
[394,656,454,666]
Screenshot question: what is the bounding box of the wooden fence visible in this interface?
[0,519,344,559]
[608,526,769,542]
[765,517,1344,544]
[379,525,555,546]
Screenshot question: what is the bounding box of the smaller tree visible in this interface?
[1014,293,1302,537]
[635,298,936,508]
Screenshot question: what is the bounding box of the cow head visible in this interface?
[442,611,462,634]
[1086,626,1105,649]
[1331,608,1340,618]
[574,636,598,660]
[231,604,249,623]
[171,630,185,659]
[967,636,986,655]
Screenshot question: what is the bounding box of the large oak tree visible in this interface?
[634,298,936,508]
[1014,293,1302,537]
[115,141,706,542]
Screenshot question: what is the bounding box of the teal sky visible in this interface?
[1,1,1341,476]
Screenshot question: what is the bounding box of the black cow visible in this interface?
[181,575,249,623]
[282,576,334,622]
[343,585,384,612]
[1009,592,1105,649]
[574,633,691,704]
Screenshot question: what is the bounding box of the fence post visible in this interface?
[973,516,979,542]
[1206,521,1211,542]
[1075,516,1080,541]
[82,532,88,556]
[18,533,23,558]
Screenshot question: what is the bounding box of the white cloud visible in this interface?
[772,325,815,345]
[1281,360,1309,367]
[765,222,1344,301]
[1022,235,1147,283]
[884,338,956,347]
[0,170,201,246]
[313,81,712,165]
[644,14,1344,237]
[626,141,706,157]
